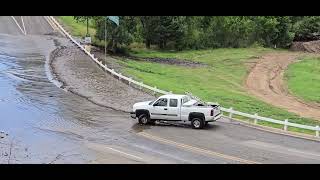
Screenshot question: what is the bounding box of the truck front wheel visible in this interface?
[138,114,149,125]
[191,118,204,129]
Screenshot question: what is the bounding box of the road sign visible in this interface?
[107,16,119,26]
[84,36,91,44]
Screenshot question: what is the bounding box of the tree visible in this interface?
[293,16,320,41]
[139,16,160,48]
[138,16,187,49]
[72,16,320,51]
[73,16,96,36]
[94,16,137,53]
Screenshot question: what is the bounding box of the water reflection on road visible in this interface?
[0,34,136,163]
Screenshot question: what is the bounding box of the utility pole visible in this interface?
[86,17,89,36]
[104,16,119,66]
[105,19,107,66]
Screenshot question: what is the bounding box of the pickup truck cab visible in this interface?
[130,94,221,129]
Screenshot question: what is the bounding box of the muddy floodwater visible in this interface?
[0,34,146,163]
[0,33,200,164]
[2,16,320,164]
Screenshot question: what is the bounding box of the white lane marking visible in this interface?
[138,132,260,164]
[43,16,54,29]
[10,16,25,35]
[86,142,143,161]
[21,16,26,35]
[44,16,64,35]
[104,146,143,161]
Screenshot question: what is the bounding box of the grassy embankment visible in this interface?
[57,16,105,47]
[285,56,320,104]
[58,16,320,135]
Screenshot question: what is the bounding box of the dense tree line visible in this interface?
[74,16,320,51]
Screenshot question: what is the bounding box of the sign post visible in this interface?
[104,16,119,65]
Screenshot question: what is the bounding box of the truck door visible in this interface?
[150,98,168,120]
[165,98,180,121]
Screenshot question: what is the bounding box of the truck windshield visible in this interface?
[182,96,191,104]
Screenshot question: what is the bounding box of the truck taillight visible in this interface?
[211,109,214,116]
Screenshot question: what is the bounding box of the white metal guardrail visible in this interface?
[49,16,320,138]
[219,107,320,137]
[49,16,171,96]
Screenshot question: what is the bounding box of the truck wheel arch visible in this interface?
[135,109,150,119]
[188,112,205,121]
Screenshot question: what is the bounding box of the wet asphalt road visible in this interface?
[0,16,320,164]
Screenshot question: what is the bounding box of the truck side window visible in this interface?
[169,99,178,107]
[182,96,189,104]
[153,98,168,107]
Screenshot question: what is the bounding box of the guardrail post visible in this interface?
[153,87,157,95]
[284,119,288,131]
[128,77,132,86]
[254,113,258,124]
[119,73,122,80]
[228,107,233,119]
[139,82,143,90]
[316,126,319,137]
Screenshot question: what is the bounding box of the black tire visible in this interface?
[191,117,204,129]
[138,114,149,125]
[204,121,208,126]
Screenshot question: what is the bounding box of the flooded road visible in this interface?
[0,18,230,164]
[0,18,155,163]
[1,16,320,164]
[0,33,94,163]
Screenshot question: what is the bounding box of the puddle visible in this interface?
[131,123,151,133]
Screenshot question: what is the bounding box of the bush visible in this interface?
[72,16,320,51]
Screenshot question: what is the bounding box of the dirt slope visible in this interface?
[291,40,320,53]
[246,52,320,120]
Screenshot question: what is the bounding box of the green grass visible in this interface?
[57,16,96,37]
[118,48,320,134]
[57,16,107,47]
[56,18,320,135]
[286,56,320,104]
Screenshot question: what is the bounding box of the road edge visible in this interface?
[228,117,320,142]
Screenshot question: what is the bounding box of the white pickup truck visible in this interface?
[130,94,221,129]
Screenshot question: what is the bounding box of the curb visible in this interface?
[227,117,320,142]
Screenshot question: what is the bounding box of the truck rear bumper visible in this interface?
[130,112,136,119]
[206,113,222,122]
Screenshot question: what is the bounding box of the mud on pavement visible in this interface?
[50,40,155,113]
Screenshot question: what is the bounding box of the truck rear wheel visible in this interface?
[138,114,149,125]
[191,118,204,129]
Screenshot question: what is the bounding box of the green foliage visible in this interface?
[93,16,137,52]
[57,16,96,38]
[293,16,320,41]
[138,16,187,49]
[64,16,320,51]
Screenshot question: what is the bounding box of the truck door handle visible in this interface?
[164,108,168,110]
